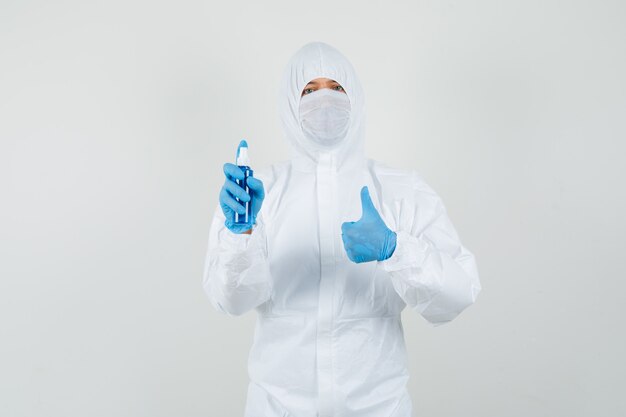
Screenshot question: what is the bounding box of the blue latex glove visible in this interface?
[219,162,265,234]
[341,186,397,263]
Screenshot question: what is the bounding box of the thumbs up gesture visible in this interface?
[341,186,397,263]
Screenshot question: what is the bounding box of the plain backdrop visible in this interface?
[1,1,625,416]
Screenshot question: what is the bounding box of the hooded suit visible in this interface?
[203,41,481,417]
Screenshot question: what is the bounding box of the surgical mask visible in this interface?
[299,88,351,148]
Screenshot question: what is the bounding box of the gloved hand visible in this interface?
[220,162,265,234]
[341,186,397,263]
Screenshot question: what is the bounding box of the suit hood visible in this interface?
[277,42,366,173]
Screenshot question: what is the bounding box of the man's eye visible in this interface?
[303,88,314,95]
[334,85,344,91]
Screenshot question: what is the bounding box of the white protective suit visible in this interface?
[203,41,481,417]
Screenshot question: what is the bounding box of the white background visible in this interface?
[2,1,625,416]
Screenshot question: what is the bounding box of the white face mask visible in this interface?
[299,88,351,148]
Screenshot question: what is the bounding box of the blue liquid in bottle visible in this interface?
[235,140,254,226]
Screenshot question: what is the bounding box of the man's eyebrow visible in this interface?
[305,79,341,86]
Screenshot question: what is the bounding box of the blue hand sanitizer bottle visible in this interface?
[235,140,254,226]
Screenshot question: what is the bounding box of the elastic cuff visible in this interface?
[220,226,252,248]
[379,230,431,272]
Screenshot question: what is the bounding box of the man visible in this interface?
[203,41,481,417]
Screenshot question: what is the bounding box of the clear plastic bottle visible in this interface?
[235,140,254,226]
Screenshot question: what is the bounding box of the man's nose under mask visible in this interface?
[299,88,351,148]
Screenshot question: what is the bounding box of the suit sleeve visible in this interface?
[379,177,481,326]
[202,204,272,316]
